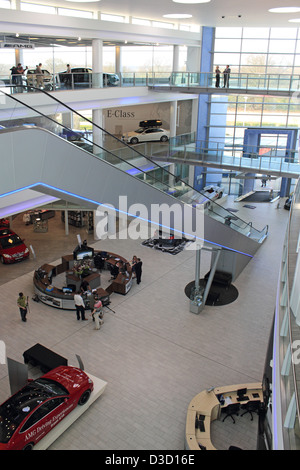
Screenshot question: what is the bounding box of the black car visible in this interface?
[59,67,120,87]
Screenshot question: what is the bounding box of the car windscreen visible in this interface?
[134,128,145,133]
[0,379,68,443]
[0,234,23,249]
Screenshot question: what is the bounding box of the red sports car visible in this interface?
[0,366,94,450]
[0,228,29,264]
[0,218,10,228]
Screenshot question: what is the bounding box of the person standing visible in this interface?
[223,65,231,88]
[65,64,72,88]
[91,299,104,330]
[35,63,44,88]
[215,66,220,88]
[135,258,143,285]
[16,63,26,91]
[17,292,28,322]
[74,291,87,321]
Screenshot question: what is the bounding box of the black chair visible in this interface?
[241,400,261,421]
[222,403,240,423]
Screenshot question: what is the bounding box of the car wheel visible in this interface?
[130,137,138,144]
[218,192,223,199]
[160,135,168,142]
[0,256,5,264]
[78,389,91,406]
[23,442,34,450]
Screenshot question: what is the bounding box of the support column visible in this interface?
[116,46,122,76]
[64,210,69,235]
[170,100,177,139]
[173,45,180,71]
[92,108,104,155]
[92,38,103,88]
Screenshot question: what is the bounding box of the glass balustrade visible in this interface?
[164,135,300,178]
[1,71,299,94]
[271,178,300,449]
[0,86,269,242]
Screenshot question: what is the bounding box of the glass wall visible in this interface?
[0,44,187,75]
[214,27,300,75]
[208,27,300,196]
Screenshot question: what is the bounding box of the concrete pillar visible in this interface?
[170,100,177,138]
[92,38,103,88]
[173,45,180,71]
[116,46,122,76]
[92,108,104,155]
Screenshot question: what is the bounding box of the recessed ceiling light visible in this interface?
[172,0,211,3]
[289,18,300,22]
[163,13,193,18]
[269,7,300,13]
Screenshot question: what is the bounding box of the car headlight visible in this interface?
[25,247,29,254]
[3,254,12,258]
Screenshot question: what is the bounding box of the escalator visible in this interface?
[0,86,268,279]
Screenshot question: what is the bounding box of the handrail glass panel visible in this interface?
[0,85,268,241]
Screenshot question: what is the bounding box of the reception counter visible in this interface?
[185,382,263,450]
[33,250,132,310]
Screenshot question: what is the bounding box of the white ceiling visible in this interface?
[35,0,300,28]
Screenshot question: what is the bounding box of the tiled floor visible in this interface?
[0,197,289,450]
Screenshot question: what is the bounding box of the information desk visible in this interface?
[33,250,132,310]
[185,382,263,450]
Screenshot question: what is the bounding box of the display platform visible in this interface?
[33,250,133,310]
[34,373,107,450]
[23,343,68,373]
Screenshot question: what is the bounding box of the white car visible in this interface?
[123,127,170,144]
[203,185,224,200]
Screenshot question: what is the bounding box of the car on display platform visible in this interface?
[0,228,29,264]
[122,127,170,144]
[0,218,10,228]
[59,67,120,87]
[203,185,224,200]
[0,366,94,450]
[24,69,59,91]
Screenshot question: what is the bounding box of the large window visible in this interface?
[214,27,300,75]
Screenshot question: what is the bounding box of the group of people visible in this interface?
[215,65,231,88]
[17,252,143,327]
[10,62,44,90]
[74,289,104,330]
[10,63,27,90]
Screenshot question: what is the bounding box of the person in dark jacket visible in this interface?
[135,258,142,284]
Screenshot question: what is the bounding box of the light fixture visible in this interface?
[163,13,193,18]
[172,0,211,3]
[289,18,300,22]
[269,7,300,13]
[16,33,19,37]
[65,0,99,2]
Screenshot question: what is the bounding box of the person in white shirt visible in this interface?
[74,291,87,321]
